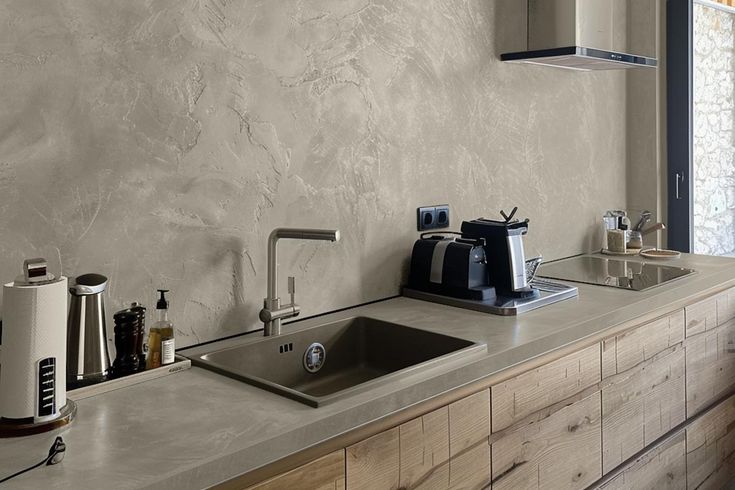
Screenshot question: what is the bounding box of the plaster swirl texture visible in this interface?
[0,0,626,346]
[694,3,735,257]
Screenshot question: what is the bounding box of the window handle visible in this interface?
[675,172,686,200]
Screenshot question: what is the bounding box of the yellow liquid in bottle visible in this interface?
[146,328,161,369]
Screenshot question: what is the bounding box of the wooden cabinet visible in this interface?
[686,393,735,490]
[490,346,602,490]
[346,389,490,490]
[595,431,686,490]
[685,319,735,417]
[491,392,602,490]
[716,286,735,326]
[491,344,601,432]
[685,296,719,337]
[600,311,686,474]
[447,390,491,489]
[239,288,735,490]
[399,406,450,488]
[601,311,684,378]
[245,450,345,490]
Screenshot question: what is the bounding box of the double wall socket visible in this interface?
[417,205,450,231]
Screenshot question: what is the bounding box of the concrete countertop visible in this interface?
[2,253,735,489]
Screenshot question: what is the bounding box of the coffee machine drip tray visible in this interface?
[403,280,578,316]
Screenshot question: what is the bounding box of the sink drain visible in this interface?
[303,342,326,373]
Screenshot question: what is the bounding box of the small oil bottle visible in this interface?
[155,289,175,365]
[145,302,161,371]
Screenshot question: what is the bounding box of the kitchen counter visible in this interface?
[1,253,735,489]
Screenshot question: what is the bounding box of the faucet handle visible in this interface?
[288,276,296,305]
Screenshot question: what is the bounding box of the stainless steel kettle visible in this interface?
[66,273,111,388]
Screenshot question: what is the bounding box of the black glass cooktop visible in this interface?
[538,255,696,291]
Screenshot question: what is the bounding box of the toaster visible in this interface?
[408,234,496,301]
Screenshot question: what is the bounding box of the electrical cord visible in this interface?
[0,436,66,484]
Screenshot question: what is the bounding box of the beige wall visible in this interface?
[0,0,627,346]
[626,0,666,248]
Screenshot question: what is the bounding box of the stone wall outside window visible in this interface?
[694,3,735,256]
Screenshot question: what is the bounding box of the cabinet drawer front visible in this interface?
[601,311,684,378]
[686,393,735,490]
[596,431,686,490]
[717,287,735,326]
[685,320,735,417]
[399,406,450,489]
[247,450,345,490]
[447,389,491,489]
[491,392,602,490]
[685,296,718,337]
[347,428,400,490]
[346,390,490,490]
[491,344,601,432]
[601,346,686,474]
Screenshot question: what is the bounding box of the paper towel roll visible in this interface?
[0,276,67,420]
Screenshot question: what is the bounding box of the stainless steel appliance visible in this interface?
[501,0,657,70]
[403,209,578,315]
[66,273,111,388]
[538,255,696,291]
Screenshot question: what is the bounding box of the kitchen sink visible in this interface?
[184,316,486,407]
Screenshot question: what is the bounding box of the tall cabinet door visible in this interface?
[490,345,602,490]
[600,311,686,474]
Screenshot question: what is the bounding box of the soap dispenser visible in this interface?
[155,289,175,366]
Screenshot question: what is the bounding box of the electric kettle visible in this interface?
[66,273,111,389]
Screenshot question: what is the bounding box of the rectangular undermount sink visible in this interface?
[185,316,486,407]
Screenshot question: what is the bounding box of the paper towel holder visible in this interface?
[0,257,77,437]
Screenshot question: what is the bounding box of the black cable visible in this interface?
[0,436,65,484]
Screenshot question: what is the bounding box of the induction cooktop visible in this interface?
[538,255,696,291]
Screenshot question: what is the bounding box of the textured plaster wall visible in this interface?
[0,0,626,347]
[627,0,665,248]
[694,3,735,256]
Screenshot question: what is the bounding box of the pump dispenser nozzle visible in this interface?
[156,289,169,310]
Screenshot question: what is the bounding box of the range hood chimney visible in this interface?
[501,0,657,71]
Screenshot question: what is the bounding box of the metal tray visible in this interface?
[403,280,578,316]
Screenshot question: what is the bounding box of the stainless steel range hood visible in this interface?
[501,0,657,71]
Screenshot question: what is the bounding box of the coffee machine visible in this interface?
[461,210,538,298]
[404,208,577,315]
[408,208,537,300]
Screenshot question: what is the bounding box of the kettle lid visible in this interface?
[70,273,108,295]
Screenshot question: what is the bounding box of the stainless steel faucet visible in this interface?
[259,228,340,336]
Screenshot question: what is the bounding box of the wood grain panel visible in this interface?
[347,428,399,490]
[685,296,718,337]
[601,310,684,378]
[246,450,345,490]
[685,320,735,417]
[448,442,490,490]
[447,389,490,489]
[601,345,686,474]
[717,286,735,326]
[491,344,601,432]
[596,431,685,490]
[686,393,735,490]
[347,390,490,490]
[399,406,450,489]
[491,391,602,490]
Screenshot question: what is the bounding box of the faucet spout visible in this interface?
[261,228,340,336]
